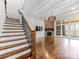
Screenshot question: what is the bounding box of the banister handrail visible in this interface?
[21,14,32,42]
[22,14,31,30]
[21,13,36,59]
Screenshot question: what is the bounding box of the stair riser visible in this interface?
[5,23,21,25]
[2,33,25,36]
[3,28,23,30]
[5,23,20,24]
[4,49,31,59]
[0,18,31,59]
[6,50,31,59]
[0,36,26,42]
[4,25,22,27]
[2,31,25,34]
[5,20,19,22]
[0,40,28,47]
[6,19,19,21]
[6,20,19,22]
[0,38,26,43]
[0,42,27,50]
[3,30,24,32]
[3,27,23,28]
[0,44,30,58]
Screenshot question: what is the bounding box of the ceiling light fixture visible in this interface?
[71,7,76,10]
[62,0,70,2]
[34,13,37,16]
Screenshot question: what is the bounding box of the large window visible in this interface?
[56,19,79,37]
[75,23,79,36]
[64,24,69,36]
[70,24,75,36]
[62,25,65,35]
[56,25,61,35]
[56,20,61,36]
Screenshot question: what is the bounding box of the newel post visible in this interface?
[31,30,36,59]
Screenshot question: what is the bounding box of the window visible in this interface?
[35,26,43,31]
[56,25,61,35]
[70,24,75,36]
[62,25,65,35]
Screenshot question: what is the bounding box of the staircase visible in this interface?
[0,18,31,59]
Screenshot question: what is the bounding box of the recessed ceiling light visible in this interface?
[62,0,70,1]
[34,13,37,16]
[71,7,76,10]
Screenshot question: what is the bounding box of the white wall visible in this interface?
[21,0,45,42]
[7,0,24,19]
[22,11,45,38]
[36,20,45,38]
[0,0,6,34]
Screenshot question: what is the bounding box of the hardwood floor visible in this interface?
[36,37,79,59]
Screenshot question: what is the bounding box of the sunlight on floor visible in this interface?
[70,39,79,48]
[64,38,69,45]
[45,51,54,59]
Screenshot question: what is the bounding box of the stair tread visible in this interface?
[5,23,22,25]
[6,49,31,59]
[6,20,19,21]
[4,26,22,28]
[5,21,19,22]
[0,18,30,59]
[0,35,26,39]
[0,38,26,43]
[4,24,22,26]
[3,30,24,31]
[0,44,29,54]
[3,28,23,30]
[0,40,28,50]
[1,34,25,37]
[6,18,19,20]
[16,53,31,59]
[2,32,25,35]
[0,44,30,59]
[0,34,26,38]
[5,22,20,24]
[2,31,24,33]
[0,43,29,52]
[4,25,22,27]
[4,26,22,27]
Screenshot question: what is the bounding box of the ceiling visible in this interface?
[6,0,24,19]
[21,0,79,19]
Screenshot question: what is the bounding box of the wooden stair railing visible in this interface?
[21,14,36,59]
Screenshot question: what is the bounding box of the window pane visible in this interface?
[56,26,61,30]
[75,23,79,36]
[56,31,61,35]
[70,24,75,36]
[56,25,61,35]
[64,25,69,36]
[62,25,65,35]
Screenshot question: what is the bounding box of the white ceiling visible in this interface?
[21,0,79,19]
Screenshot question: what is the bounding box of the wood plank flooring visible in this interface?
[36,37,79,59]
